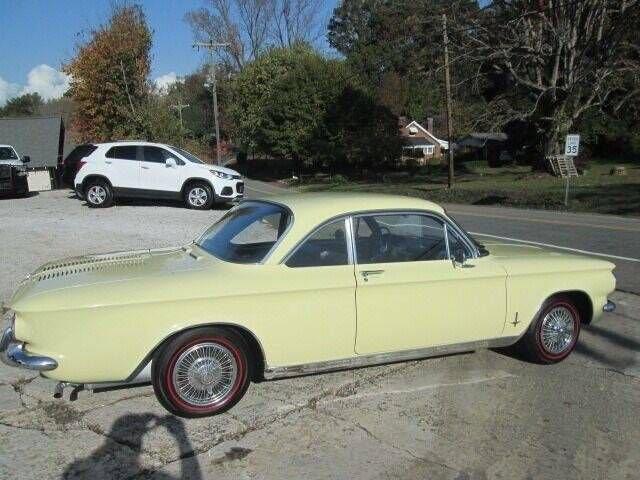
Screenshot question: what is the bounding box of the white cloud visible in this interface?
[20,64,71,101]
[0,76,21,106]
[0,64,70,107]
[154,72,179,93]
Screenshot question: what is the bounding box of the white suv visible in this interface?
[74,141,244,209]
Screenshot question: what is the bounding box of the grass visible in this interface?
[297,160,640,216]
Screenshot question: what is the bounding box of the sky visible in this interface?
[0,0,340,106]
[1,0,488,107]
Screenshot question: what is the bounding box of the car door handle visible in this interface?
[141,165,150,169]
[360,270,384,282]
[105,161,112,164]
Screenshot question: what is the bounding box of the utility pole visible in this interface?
[193,42,229,165]
[442,13,455,189]
[170,102,189,146]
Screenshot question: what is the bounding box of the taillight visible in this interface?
[77,160,87,172]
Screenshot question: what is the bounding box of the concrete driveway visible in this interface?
[0,188,638,479]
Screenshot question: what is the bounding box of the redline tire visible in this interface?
[152,327,252,418]
[518,295,581,364]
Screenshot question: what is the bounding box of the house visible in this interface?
[399,119,449,166]
[457,132,509,166]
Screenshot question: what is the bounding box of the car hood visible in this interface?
[9,246,213,311]
[483,241,615,272]
[195,163,240,176]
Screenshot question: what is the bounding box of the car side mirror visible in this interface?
[22,155,30,164]
[165,158,177,168]
[452,248,472,268]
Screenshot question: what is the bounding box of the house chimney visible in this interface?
[427,117,434,133]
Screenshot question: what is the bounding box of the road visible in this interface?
[0,184,638,479]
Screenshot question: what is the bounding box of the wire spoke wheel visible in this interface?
[87,185,106,204]
[171,342,238,407]
[540,306,575,355]
[188,188,208,207]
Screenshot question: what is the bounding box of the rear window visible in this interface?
[0,147,18,160]
[106,146,138,160]
[64,144,96,165]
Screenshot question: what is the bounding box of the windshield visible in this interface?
[196,201,292,263]
[173,146,204,164]
[0,147,18,160]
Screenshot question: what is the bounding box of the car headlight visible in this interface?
[210,170,234,180]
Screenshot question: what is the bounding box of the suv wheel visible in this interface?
[85,180,113,208]
[184,182,214,210]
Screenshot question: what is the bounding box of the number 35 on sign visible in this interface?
[564,134,580,157]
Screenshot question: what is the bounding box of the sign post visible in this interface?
[562,134,580,206]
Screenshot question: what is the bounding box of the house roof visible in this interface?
[457,132,508,149]
[0,116,65,168]
[403,120,449,149]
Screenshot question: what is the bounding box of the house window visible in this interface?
[425,145,434,155]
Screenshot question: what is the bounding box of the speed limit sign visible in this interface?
[564,134,580,156]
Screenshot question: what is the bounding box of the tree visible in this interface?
[185,0,326,71]
[0,93,43,117]
[229,45,399,170]
[64,5,152,141]
[458,0,640,157]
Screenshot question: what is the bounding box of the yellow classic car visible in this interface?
[1,193,616,417]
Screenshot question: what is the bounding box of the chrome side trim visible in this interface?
[263,336,520,380]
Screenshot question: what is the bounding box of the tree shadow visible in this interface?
[62,413,202,479]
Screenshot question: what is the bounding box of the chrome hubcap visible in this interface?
[188,188,208,207]
[172,342,237,406]
[87,185,106,204]
[540,306,575,354]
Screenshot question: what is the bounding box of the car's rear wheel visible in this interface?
[184,182,214,210]
[85,179,113,208]
[151,327,251,417]
[518,295,581,363]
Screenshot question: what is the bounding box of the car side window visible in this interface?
[355,213,448,264]
[105,146,138,160]
[141,146,173,164]
[447,226,473,261]
[286,219,349,268]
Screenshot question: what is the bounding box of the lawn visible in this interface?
[297,160,640,216]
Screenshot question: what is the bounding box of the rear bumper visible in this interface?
[0,326,58,371]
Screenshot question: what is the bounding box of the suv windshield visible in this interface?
[196,201,291,263]
[173,146,204,164]
[0,147,18,160]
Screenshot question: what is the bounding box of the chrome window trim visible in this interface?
[444,223,451,260]
[281,214,353,267]
[350,209,476,264]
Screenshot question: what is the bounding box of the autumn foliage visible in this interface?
[64,6,152,142]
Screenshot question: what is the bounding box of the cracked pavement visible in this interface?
[1,190,639,479]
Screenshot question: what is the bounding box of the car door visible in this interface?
[353,212,507,355]
[139,146,182,193]
[103,145,140,189]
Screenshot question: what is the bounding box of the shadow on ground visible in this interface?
[62,413,202,479]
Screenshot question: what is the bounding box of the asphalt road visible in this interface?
[0,185,638,479]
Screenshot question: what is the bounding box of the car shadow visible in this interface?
[0,191,39,200]
[62,413,202,479]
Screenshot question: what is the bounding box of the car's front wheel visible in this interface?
[184,182,214,210]
[85,179,113,208]
[151,327,252,417]
[517,295,581,363]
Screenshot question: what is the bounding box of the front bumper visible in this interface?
[0,326,58,371]
[603,300,616,313]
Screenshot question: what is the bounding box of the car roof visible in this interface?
[253,192,447,264]
[0,144,16,148]
[93,141,175,148]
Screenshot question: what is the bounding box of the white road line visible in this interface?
[471,232,640,263]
